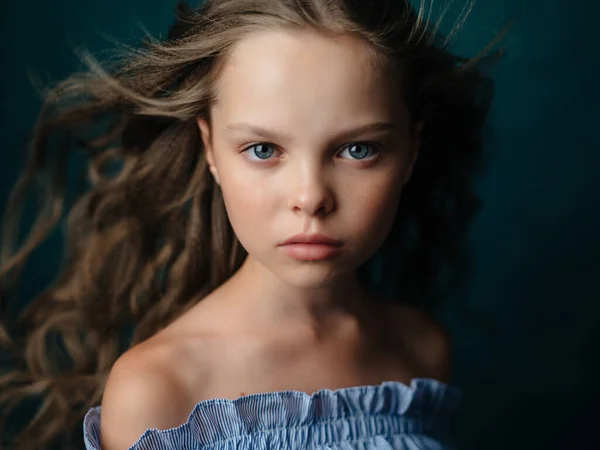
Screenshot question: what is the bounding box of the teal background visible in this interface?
[1,1,599,449]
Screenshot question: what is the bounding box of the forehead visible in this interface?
[211,28,403,131]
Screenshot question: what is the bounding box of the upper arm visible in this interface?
[100,348,191,450]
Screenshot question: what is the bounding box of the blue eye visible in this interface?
[245,143,276,160]
[339,142,379,160]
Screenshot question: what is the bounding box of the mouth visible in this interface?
[278,234,343,261]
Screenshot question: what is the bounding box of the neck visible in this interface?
[223,256,378,339]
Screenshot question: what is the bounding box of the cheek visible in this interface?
[345,171,404,246]
[350,147,415,237]
[217,168,276,248]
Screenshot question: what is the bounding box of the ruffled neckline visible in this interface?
[84,378,461,450]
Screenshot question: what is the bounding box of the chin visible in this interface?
[241,247,369,291]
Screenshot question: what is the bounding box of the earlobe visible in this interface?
[211,167,221,185]
[196,117,220,185]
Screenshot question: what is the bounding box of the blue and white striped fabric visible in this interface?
[83,378,461,450]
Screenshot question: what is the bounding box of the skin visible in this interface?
[99,28,450,450]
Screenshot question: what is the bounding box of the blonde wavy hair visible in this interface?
[0,0,499,448]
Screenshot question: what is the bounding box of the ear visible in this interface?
[196,117,220,185]
[403,121,423,186]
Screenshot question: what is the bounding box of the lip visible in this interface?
[278,234,343,261]
[279,233,342,246]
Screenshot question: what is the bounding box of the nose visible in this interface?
[288,167,335,217]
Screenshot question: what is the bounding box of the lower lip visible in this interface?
[279,243,342,261]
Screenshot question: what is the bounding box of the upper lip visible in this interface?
[280,233,342,246]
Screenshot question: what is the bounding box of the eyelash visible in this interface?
[242,142,382,162]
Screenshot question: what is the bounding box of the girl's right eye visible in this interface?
[243,143,278,161]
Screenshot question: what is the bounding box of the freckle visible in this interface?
[240,392,247,396]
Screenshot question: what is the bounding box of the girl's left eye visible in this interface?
[338,142,380,160]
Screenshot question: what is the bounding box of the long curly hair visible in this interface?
[0,0,497,448]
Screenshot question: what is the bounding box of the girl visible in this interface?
[0,0,495,449]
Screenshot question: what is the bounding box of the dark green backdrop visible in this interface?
[1,1,599,449]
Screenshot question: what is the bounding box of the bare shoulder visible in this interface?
[385,302,453,383]
[100,336,199,450]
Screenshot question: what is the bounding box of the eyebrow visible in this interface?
[224,121,398,143]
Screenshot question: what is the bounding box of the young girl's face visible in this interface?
[198,28,420,289]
